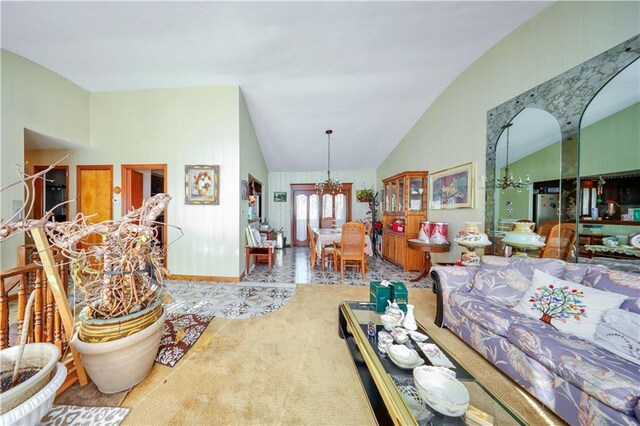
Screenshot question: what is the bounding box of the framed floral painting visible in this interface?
[185,165,219,205]
[429,162,474,209]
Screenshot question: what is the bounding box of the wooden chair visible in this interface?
[307,222,337,271]
[336,222,366,281]
[540,223,576,261]
[320,217,335,229]
[537,220,558,242]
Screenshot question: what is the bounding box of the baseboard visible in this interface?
[169,274,242,283]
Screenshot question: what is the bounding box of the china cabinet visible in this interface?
[381,171,428,271]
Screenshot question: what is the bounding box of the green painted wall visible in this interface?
[1,50,90,269]
[376,1,640,261]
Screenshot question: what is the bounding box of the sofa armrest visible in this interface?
[430,266,477,328]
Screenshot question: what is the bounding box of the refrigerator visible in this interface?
[534,194,560,226]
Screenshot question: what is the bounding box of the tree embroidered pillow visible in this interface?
[514,269,628,342]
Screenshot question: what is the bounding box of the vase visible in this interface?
[402,304,417,331]
[454,222,490,246]
[71,308,166,394]
[197,188,208,196]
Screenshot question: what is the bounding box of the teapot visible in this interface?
[385,300,405,325]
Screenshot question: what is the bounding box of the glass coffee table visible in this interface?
[338,302,525,425]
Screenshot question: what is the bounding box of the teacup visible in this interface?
[392,327,409,344]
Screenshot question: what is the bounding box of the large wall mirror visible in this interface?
[485,35,640,271]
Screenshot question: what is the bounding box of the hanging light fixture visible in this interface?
[315,129,343,194]
[496,122,532,192]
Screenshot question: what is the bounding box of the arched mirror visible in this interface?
[577,59,640,271]
[492,107,562,255]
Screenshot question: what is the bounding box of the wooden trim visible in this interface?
[169,274,242,283]
[76,165,113,219]
[33,165,69,220]
[121,164,168,266]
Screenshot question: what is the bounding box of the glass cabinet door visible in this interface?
[409,177,425,211]
[385,183,391,212]
[398,179,404,212]
[390,182,397,212]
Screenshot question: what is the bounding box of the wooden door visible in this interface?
[127,169,144,210]
[77,166,113,255]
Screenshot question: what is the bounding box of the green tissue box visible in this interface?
[369,281,391,313]
[391,282,408,313]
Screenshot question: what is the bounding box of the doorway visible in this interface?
[121,164,168,265]
[33,165,69,221]
[291,183,352,246]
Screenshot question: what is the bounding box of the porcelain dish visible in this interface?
[413,366,469,417]
[380,315,399,331]
[409,331,429,342]
[388,345,425,369]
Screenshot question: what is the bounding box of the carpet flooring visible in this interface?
[120,285,563,425]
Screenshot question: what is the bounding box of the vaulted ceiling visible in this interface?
[1,1,551,171]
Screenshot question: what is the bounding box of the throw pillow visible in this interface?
[514,269,628,342]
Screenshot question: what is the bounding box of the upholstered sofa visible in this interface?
[431,256,640,425]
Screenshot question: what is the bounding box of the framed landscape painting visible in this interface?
[185,165,219,205]
[274,192,287,202]
[429,162,474,209]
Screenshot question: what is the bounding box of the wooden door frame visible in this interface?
[290,183,352,247]
[76,165,113,219]
[33,165,69,220]
[121,164,168,265]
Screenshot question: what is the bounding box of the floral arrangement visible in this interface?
[194,172,212,194]
[528,284,586,324]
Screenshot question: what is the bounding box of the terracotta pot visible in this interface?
[71,308,166,394]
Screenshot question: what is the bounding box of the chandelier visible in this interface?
[496,123,532,192]
[315,129,343,194]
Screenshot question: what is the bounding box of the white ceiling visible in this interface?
[496,59,640,168]
[2,1,552,171]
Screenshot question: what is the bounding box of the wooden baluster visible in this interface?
[17,273,28,341]
[46,279,55,343]
[0,279,8,349]
[34,269,43,342]
[54,307,63,353]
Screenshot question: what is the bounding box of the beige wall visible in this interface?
[268,169,377,245]
[376,1,640,262]
[239,90,269,275]
[1,50,90,269]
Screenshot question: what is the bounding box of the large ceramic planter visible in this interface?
[78,298,164,343]
[1,362,67,426]
[72,308,166,394]
[0,343,60,414]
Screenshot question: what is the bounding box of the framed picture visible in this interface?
[241,180,248,200]
[429,162,474,209]
[273,191,287,202]
[185,165,219,205]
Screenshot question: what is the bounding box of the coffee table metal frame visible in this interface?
[338,301,526,426]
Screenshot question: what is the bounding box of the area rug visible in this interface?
[41,405,130,426]
[164,281,296,319]
[54,381,129,408]
[155,313,213,367]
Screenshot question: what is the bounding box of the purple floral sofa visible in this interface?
[430,256,640,425]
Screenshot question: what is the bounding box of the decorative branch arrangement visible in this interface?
[1,159,177,320]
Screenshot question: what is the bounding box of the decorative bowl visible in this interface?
[602,237,619,247]
[388,345,425,369]
[413,366,470,417]
[409,331,429,342]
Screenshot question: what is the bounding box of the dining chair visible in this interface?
[307,222,337,271]
[336,222,366,281]
[540,223,576,261]
[320,217,335,229]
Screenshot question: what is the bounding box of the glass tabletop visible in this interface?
[340,302,525,426]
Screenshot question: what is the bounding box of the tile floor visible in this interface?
[242,246,433,288]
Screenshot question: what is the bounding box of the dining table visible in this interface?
[313,228,372,260]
